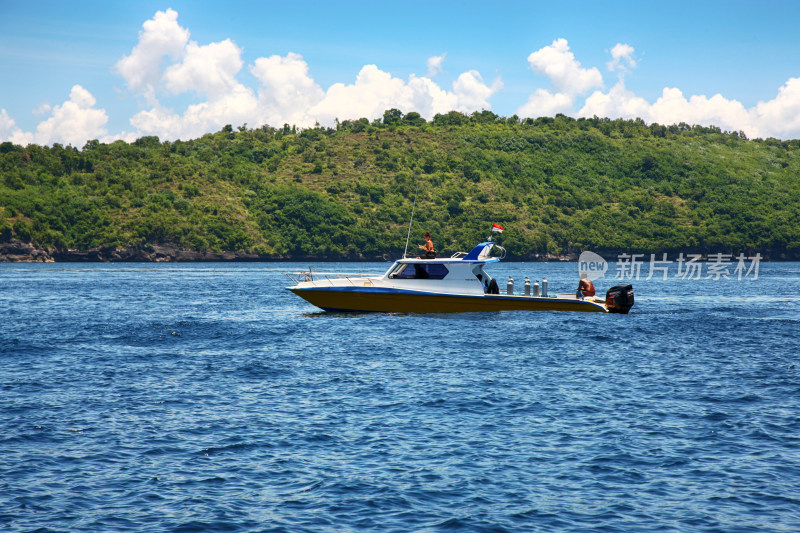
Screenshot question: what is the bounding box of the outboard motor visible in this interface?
[605,284,635,314]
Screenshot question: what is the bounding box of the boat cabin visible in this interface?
[381,242,500,296]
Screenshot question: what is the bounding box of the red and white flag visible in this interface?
[491,223,504,233]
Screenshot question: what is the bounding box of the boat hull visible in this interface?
[289,287,608,313]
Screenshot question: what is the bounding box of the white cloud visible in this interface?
[579,81,652,120]
[163,39,243,98]
[14,85,109,146]
[177,84,259,138]
[128,106,182,139]
[752,77,800,139]
[4,9,502,145]
[577,43,759,136]
[649,88,753,133]
[305,65,501,127]
[14,12,800,148]
[451,70,503,112]
[308,64,411,126]
[111,10,502,139]
[0,109,26,145]
[100,130,139,144]
[254,56,500,129]
[518,38,602,119]
[118,9,260,140]
[607,43,636,72]
[578,83,757,137]
[519,38,800,139]
[517,89,574,118]
[114,8,189,103]
[33,103,52,116]
[251,52,325,127]
[407,75,457,117]
[0,109,17,134]
[526,38,603,95]
[131,85,259,140]
[426,53,447,78]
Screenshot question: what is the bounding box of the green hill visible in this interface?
[2,111,800,260]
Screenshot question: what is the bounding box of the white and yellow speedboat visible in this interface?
[286,241,634,314]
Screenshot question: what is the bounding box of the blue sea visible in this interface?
[2,260,799,532]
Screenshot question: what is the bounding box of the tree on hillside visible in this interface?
[403,112,426,126]
[383,108,403,125]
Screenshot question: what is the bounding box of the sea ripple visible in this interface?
[1,262,799,531]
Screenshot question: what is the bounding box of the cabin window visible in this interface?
[391,263,449,280]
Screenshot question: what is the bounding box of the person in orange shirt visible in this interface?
[418,232,436,259]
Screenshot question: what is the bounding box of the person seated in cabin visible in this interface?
[413,264,430,279]
[576,272,595,300]
[417,231,436,259]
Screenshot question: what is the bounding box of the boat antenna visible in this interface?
[403,180,419,258]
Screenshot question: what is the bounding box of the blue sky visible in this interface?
[2,0,800,146]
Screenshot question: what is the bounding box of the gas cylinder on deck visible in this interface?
[524,277,531,296]
[542,278,548,297]
[507,276,514,295]
[533,280,540,297]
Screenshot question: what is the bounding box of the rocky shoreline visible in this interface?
[0,239,261,262]
[0,239,393,263]
[1,238,793,263]
[0,239,575,263]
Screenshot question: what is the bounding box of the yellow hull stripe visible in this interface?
[289,288,608,313]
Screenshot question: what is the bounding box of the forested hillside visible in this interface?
[2,111,800,260]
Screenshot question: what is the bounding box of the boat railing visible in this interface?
[484,245,506,260]
[285,271,377,286]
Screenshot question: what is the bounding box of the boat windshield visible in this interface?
[389,263,449,280]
